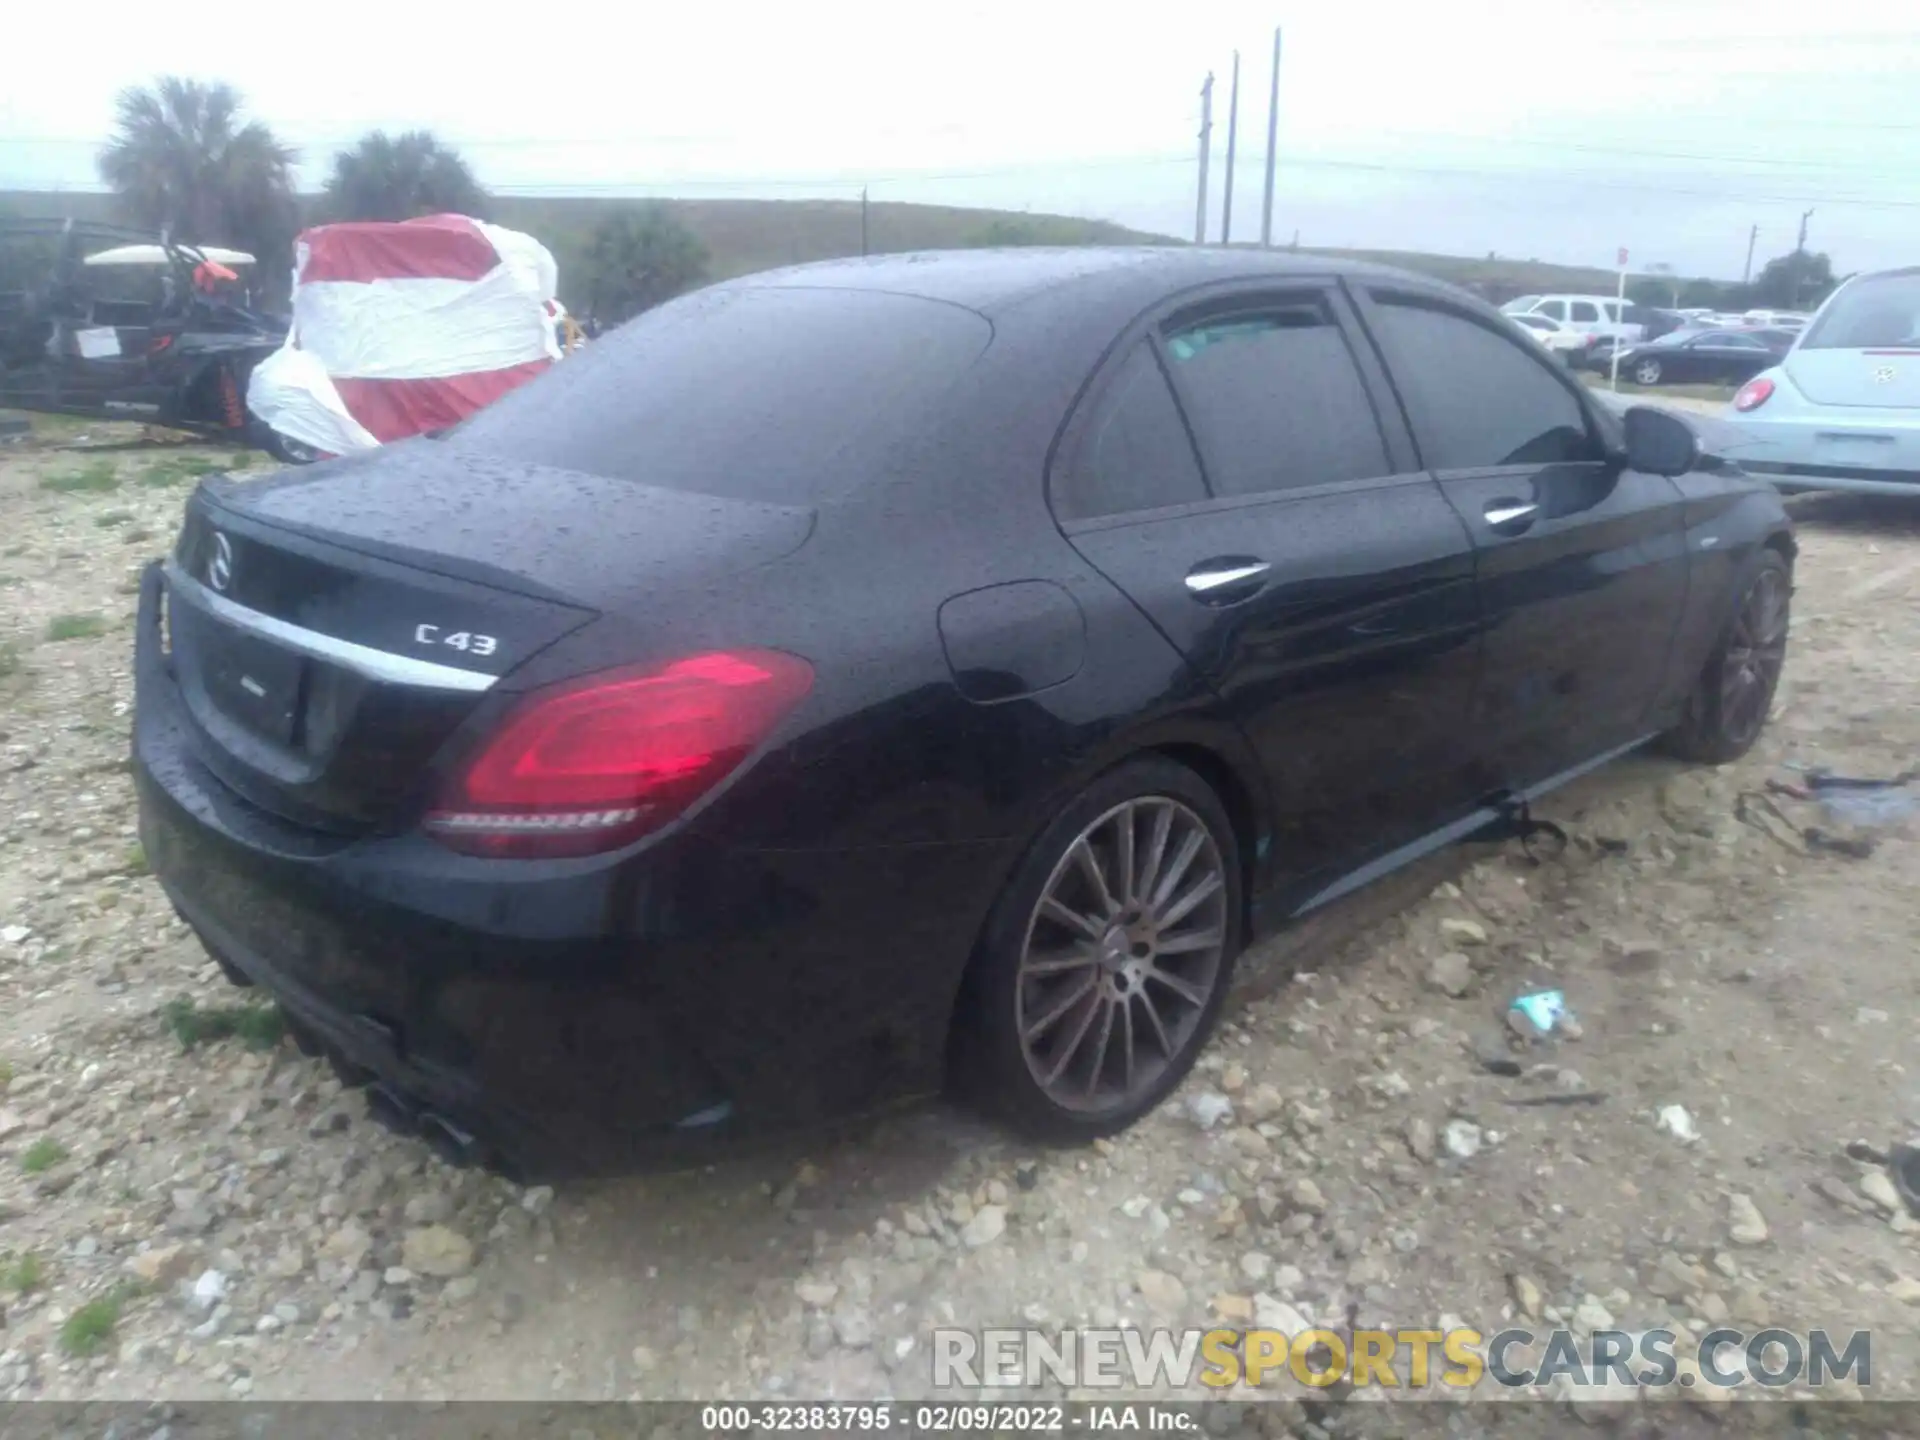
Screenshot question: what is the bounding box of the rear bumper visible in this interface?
[132,565,1002,1175]
[1721,404,1920,492]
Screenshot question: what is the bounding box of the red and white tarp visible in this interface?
[247,214,563,456]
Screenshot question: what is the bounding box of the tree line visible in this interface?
[93,76,710,324]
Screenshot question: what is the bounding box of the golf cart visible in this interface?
[0,218,297,456]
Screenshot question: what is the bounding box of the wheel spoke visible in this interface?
[1145,966,1208,1009]
[1113,804,1137,907]
[1155,925,1224,956]
[1039,896,1104,943]
[1157,871,1223,930]
[1043,987,1103,1085]
[1080,996,1117,1096]
[1024,975,1098,1043]
[1117,996,1136,1090]
[1023,945,1100,977]
[1135,990,1176,1058]
[1149,829,1205,912]
[1137,806,1172,907]
[1070,836,1118,919]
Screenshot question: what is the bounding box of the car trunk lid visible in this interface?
[1784,348,1920,409]
[165,443,815,832]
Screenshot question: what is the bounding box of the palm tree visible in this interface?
[584,203,710,325]
[322,132,488,223]
[96,77,297,267]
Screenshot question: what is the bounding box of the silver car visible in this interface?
[1721,266,1920,494]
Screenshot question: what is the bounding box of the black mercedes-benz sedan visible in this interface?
[133,247,1794,1176]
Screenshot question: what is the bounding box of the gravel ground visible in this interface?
[1,422,1917,1425]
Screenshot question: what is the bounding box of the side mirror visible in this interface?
[1622,405,1700,477]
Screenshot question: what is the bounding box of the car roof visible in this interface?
[728,245,1441,316]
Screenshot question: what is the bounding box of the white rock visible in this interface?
[1860,1170,1902,1216]
[1727,1193,1769,1246]
[960,1205,1006,1248]
[191,1270,228,1312]
[1657,1105,1699,1142]
[1428,952,1473,997]
[0,926,29,946]
[1253,1295,1311,1336]
[1187,1091,1234,1130]
[1239,1252,1273,1282]
[520,1185,555,1216]
[1442,1120,1483,1159]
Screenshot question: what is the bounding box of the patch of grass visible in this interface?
[20,1138,68,1174]
[39,460,119,494]
[58,1290,127,1356]
[161,996,285,1052]
[0,1058,12,1087]
[123,527,156,546]
[1,544,24,557]
[2,1252,44,1294]
[0,643,19,680]
[124,842,149,876]
[93,509,135,529]
[45,613,107,642]
[137,456,224,488]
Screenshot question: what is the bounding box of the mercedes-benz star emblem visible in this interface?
[207,531,234,593]
[1873,365,1897,383]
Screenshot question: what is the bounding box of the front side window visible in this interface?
[1368,297,1602,471]
[1535,300,1568,321]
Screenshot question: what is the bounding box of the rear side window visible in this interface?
[1369,298,1601,470]
[1569,301,1601,323]
[1162,300,1391,497]
[1535,300,1568,321]
[448,286,991,504]
[1802,272,1920,350]
[1057,344,1208,521]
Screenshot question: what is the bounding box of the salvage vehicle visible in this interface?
[1721,265,1920,494]
[0,219,293,452]
[133,248,1795,1176]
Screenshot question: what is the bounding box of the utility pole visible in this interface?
[1259,27,1282,248]
[860,187,870,257]
[1793,208,1813,308]
[1221,52,1241,245]
[1742,223,1757,284]
[1194,72,1215,245]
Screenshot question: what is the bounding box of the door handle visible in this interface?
[1185,559,1271,602]
[1483,500,1539,535]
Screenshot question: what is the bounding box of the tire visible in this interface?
[251,420,321,465]
[1662,549,1792,764]
[954,756,1243,1141]
[1633,357,1664,386]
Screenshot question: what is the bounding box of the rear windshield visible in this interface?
[449,285,992,504]
[1801,272,1920,350]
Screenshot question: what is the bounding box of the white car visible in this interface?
[1507,311,1586,360]
[1719,266,1920,494]
[1500,293,1645,345]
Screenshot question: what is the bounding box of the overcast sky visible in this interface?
[3,0,1915,279]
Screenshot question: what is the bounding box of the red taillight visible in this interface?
[426,649,813,858]
[1733,377,1775,412]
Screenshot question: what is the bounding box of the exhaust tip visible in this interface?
[364,1082,419,1136]
[419,1112,481,1170]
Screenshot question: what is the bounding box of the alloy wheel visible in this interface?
[1721,566,1789,744]
[1014,797,1229,1113]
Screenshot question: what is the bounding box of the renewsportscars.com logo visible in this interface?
[932,1326,1872,1392]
